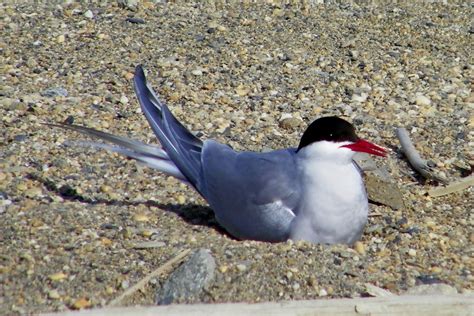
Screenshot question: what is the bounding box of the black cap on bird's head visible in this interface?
[297,116,386,157]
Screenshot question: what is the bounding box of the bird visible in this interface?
[48,65,387,244]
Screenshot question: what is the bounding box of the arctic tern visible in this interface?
[49,65,386,244]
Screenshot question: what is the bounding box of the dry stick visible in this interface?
[108,249,191,307]
[428,174,474,197]
[395,128,448,184]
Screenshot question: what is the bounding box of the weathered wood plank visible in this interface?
[42,294,473,316]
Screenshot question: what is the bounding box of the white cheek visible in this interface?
[298,141,355,162]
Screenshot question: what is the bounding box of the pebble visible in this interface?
[121,280,130,289]
[48,290,61,299]
[120,95,129,104]
[41,87,68,97]
[133,213,150,222]
[235,85,249,97]
[415,95,431,106]
[352,93,368,103]
[318,288,328,297]
[408,249,417,257]
[236,264,247,272]
[84,10,93,19]
[71,297,91,309]
[354,241,366,255]
[177,195,186,204]
[191,69,203,76]
[25,187,42,198]
[156,249,216,305]
[126,17,145,24]
[48,272,67,281]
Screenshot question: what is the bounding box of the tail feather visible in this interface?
[133,65,203,193]
[46,123,189,184]
[47,123,168,159]
[66,140,188,183]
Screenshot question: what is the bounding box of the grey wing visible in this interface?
[200,140,301,242]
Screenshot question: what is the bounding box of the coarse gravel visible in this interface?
[0,1,472,314]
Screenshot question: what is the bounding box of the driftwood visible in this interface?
[41,294,473,316]
[428,174,474,197]
[395,128,448,184]
[107,249,191,307]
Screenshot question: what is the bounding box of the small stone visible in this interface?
[48,289,61,299]
[105,286,114,294]
[121,280,129,289]
[352,93,368,103]
[120,95,129,104]
[16,183,28,191]
[236,264,247,272]
[219,265,228,273]
[84,10,93,19]
[408,249,417,257]
[140,229,154,237]
[25,187,42,198]
[415,95,431,106]
[57,35,65,43]
[235,85,250,97]
[191,69,203,76]
[100,237,112,246]
[279,117,302,130]
[354,241,366,255]
[318,288,328,297]
[41,87,68,97]
[99,185,112,193]
[71,297,91,310]
[126,17,145,24]
[133,213,150,222]
[177,195,186,204]
[49,272,67,281]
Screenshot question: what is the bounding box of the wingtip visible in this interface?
[134,64,145,82]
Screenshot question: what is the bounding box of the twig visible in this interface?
[395,128,448,184]
[428,174,474,197]
[108,249,191,307]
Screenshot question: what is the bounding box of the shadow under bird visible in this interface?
[48,65,387,244]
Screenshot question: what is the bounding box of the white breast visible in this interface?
[290,142,369,244]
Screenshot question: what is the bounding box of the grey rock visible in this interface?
[41,87,68,97]
[156,249,216,305]
[354,153,378,172]
[365,173,405,210]
[353,154,404,210]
